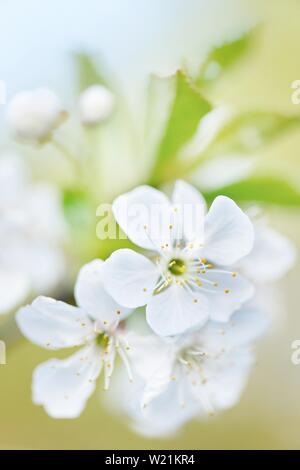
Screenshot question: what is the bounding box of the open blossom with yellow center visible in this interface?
[16,260,137,419]
[103,180,255,336]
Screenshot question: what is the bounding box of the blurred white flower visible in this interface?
[17,259,137,419]
[111,305,266,437]
[240,221,296,283]
[7,88,66,142]
[78,85,115,125]
[0,154,65,314]
[103,180,254,336]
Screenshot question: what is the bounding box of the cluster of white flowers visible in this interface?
[16,180,295,436]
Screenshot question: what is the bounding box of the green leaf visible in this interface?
[208,112,300,156]
[74,53,108,92]
[63,189,94,230]
[197,31,254,86]
[163,111,300,182]
[203,177,300,207]
[152,71,211,180]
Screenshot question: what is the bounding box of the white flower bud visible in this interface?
[7,88,65,142]
[78,85,115,125]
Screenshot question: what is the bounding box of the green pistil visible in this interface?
[96,332,109,348]
[168,258,187,276]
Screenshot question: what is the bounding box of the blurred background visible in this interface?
[1,0,300,449]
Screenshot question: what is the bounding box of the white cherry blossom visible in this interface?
[114,305,266,436]
[16,259,136,418]
[103,180,255,336]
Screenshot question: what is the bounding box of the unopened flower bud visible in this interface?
[78,85,115,125]
[7,88,66,143]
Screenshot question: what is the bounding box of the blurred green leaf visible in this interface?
[156,111,300,183]
[209,112,300,156]
[197,31,254,86]
[203,177,300,206]
[63,188,94,231]
[151,71,211,182]
[74,53,108,92]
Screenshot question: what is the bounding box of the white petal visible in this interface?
[203,270,254,322]
[0,269,29,315]
[112,185,173,251]
[203,196,254,265]
[103,249,159,308]
[17,296,94,350]
[74,259,132,326]
[107,372,199,438]
[172,179,206,209]
[33,344,102,419]
[241,225,296,283]
[126,332,173,405]
[199,305,267,354]
[196,348,253,411]
[146,284,209,336]
[171,180,206,242]
[133,379,199,437]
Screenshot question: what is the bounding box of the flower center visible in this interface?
[168,258,187,276]
[96,332,109,348]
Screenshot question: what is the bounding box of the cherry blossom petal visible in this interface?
[197,305,267,354]
[203,196,254,265]
[146,284,209,336]
[32,344,102,418]
[240,225,296,283]
[112,185,173,251]
[201,269,254,322]
[126,332,173,406]
[75,259,132,326]
[192,348,253,411]
[171,180,206,243]
[103,249,159,308]
[17,296,94,350]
